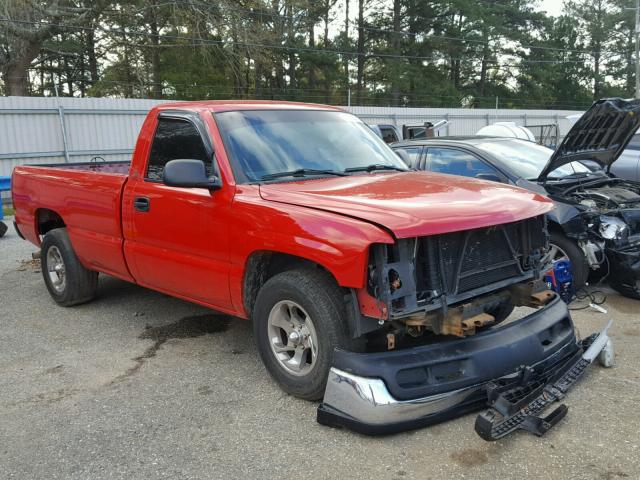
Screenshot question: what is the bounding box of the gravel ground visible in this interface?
[1,217,638,480]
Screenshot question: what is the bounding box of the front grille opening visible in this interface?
[418,216,546,301]
[369,215,548,318]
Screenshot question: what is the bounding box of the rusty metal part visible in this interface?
[427,308,496,337]
[461,313,495,332]
[404,315,428,326]
[509,283,554,307]
[397,283,551,337]
[386,333,396,350]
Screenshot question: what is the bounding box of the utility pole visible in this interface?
[625,1,640,98]
[636,0,640,98]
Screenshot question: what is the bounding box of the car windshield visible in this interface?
[474,139,594,180]
[214,109,408,182]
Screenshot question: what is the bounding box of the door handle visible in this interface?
[133,196,150,212]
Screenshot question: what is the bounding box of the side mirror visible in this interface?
[476,172,502,183]
[163,159,221,189]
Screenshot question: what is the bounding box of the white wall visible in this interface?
[0,96,583,181]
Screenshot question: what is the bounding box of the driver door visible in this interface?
[122,112,233,310]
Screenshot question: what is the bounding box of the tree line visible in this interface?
[0,0,637,109]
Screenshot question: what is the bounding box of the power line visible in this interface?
[19,70,595,109]
[0,18,593,66]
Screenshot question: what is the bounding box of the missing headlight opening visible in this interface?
[366,215,552,342]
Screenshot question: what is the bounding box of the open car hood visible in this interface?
[538,98,640,181]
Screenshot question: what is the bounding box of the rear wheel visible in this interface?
[253,268,353,400]
[0,221,7,238]
[549,231,589,289]
[41,228,98,306]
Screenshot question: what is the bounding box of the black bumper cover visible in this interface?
[607,246,640,298]
[318,295,586,436]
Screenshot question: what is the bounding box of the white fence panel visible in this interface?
[0,97,584,205]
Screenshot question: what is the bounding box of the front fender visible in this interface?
[547,200,589,237]
[228,188,395,315]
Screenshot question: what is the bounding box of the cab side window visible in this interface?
[146,117,211,181]
[426,147,497,178]
[379,126,399,144]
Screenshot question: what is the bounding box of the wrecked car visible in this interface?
[392,98,640,298]
[11,101,611,438]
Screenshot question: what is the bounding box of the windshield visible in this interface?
[474,139,593,180]
[214,110,408,182]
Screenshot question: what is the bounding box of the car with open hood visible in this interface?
[392,98,640,299]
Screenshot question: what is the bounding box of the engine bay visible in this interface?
[548,178,640,246]
[544,177,640,298]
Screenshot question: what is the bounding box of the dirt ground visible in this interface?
[1,217,638,479]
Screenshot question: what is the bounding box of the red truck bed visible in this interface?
[12,161,133,281]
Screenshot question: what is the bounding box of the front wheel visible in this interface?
[549,231,589,289]
[41,228,98,306]
[253,269,353,401]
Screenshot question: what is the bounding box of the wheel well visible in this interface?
[243,252,335,319]
[36,209,65,236]
[548,221,563,234]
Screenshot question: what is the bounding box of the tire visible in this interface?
[486,301,515,324]
[253,268,354,401]
[40,228,98,306]
[0,221,7,238]
[549,231,589,289]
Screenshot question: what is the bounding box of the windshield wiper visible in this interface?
[344,164,407,173]
[260,168,347,181]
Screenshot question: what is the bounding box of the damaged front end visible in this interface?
[318,215,612,438]
[364,214,550,340]
[547,178,640,298]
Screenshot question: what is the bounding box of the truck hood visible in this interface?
[538,98,640,181]
[259,171,553,238]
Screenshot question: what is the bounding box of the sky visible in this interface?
[538,0,564,17]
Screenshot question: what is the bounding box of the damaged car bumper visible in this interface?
[317,295,610,438]
[607,244,640,298]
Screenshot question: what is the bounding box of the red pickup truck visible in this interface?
[12,101,611,438]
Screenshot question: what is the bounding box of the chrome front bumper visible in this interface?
[317,300,612,437]
[318,367,492,429]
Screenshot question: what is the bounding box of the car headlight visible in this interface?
[599,216,628,240]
